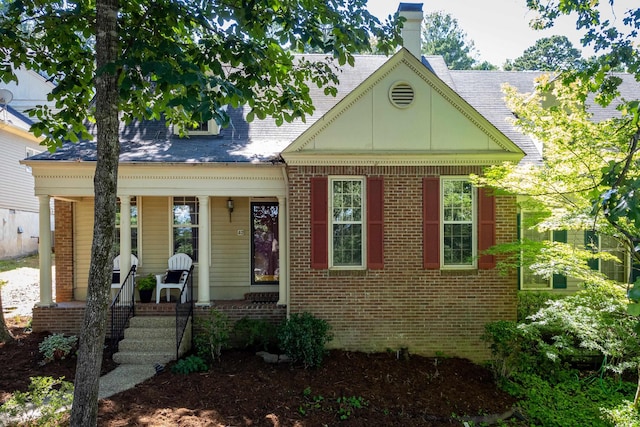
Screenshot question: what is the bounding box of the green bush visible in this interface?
[517,291,563,322]
[232,317,279,352]
[504,371,636,427]
[278,312,332,369]
[171,355,209,374]
[482,320,531,380]
[194,309,230,363]
[602,400,640,426]
[0,376,74,426]
[38,333,78,363]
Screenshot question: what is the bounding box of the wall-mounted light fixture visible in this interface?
[227,198,234,222]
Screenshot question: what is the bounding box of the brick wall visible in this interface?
[32,303,86,335]
[54,200,74,302]
[287,165,518,362]
[31,303,286,338]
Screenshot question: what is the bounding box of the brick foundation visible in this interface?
[32,301,287,338]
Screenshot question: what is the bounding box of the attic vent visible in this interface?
[389,81,415,108]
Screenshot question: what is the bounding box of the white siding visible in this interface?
[74,199,94,300]
[0,131,40,212]
[211,197,252,299]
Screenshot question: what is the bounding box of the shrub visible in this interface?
[482,320,533,380]
[278,312,332,368]
[232,317,279,352]
[517,291,564,322]
[194,309,230,363]
[0,376,74,426]
[504,371,636,427]
[38,333,78,363]
[171,355,209,374]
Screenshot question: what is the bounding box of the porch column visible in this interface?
[196,196,211,306]
[277,196,287,306]
[119,195,132,277]
[37,195,54,307]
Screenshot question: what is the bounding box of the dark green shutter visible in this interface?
[584,230,599,271]
[552,230,567,289]
[517,213,521,290]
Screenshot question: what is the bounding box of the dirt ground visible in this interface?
[1,318,520,426]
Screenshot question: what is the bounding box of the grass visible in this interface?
[0,254,41,272]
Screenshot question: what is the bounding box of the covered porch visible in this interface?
[29,161,290,334]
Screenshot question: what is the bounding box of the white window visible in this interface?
[173,119,219,136]
[600,236,627,282]
[586,233,628,283]
[441,178,476,268]
[173,197,199,261]
[25,147,41,173]
[520,213,552,290]
[330,177,365,269]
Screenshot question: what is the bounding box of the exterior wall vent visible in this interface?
[389,82,415,109]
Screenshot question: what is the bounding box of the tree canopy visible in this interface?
[0,1,402,425]
[421,11,496,70]
[503,35,583,71]
[0,0,402,147]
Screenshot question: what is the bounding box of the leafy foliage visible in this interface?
[421,11,495,70]
[517,291,564,322]
[504,370,635,427]
[0,0,402,150]
[278,312,332,368]
[232,317,279,352]
[484,284,640,424]
[38,333,78,363]
[0,376,74,426]
[171,355,209,374]
[504,35,583,71]
[194,309,230,363]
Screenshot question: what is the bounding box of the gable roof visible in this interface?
[29,52,638,167]
[282,49,525,166]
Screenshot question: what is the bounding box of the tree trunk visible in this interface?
[0,281,14,343]
[69,0,120,425]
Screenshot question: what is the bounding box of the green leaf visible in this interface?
[627,303,640,316]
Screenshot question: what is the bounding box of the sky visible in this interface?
[366,0,636,67]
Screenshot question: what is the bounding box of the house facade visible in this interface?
[23,4,569,361]
[0,68,55,259]
[0,104,45,259]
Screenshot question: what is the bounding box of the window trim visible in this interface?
[591,233,629,283]
[25,147,41,173]
[251,201,280,285]
[519,211,552,290]
[440,177,477,270]
[328,176,367,270]
[173,119,219,136]
[171,196,199,262]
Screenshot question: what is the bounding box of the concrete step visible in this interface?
[128,316,175,328]
[118,337,175,353]
[113,350,175,365]
[124,326,174,340]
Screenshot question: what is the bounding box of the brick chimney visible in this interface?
[397,3,424,59]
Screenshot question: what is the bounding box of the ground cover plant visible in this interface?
[484,287,640,426]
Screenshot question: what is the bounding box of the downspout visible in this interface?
[281,165,291,318]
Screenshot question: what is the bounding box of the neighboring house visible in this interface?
[0,104,45,259]
[0,68,55,259]
[21,3,639,361]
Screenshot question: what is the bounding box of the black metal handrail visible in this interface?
[175,265,195,359]
[109,264,137,355]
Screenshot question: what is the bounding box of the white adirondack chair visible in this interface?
[155,253,193,303]
[111,254,139,297]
